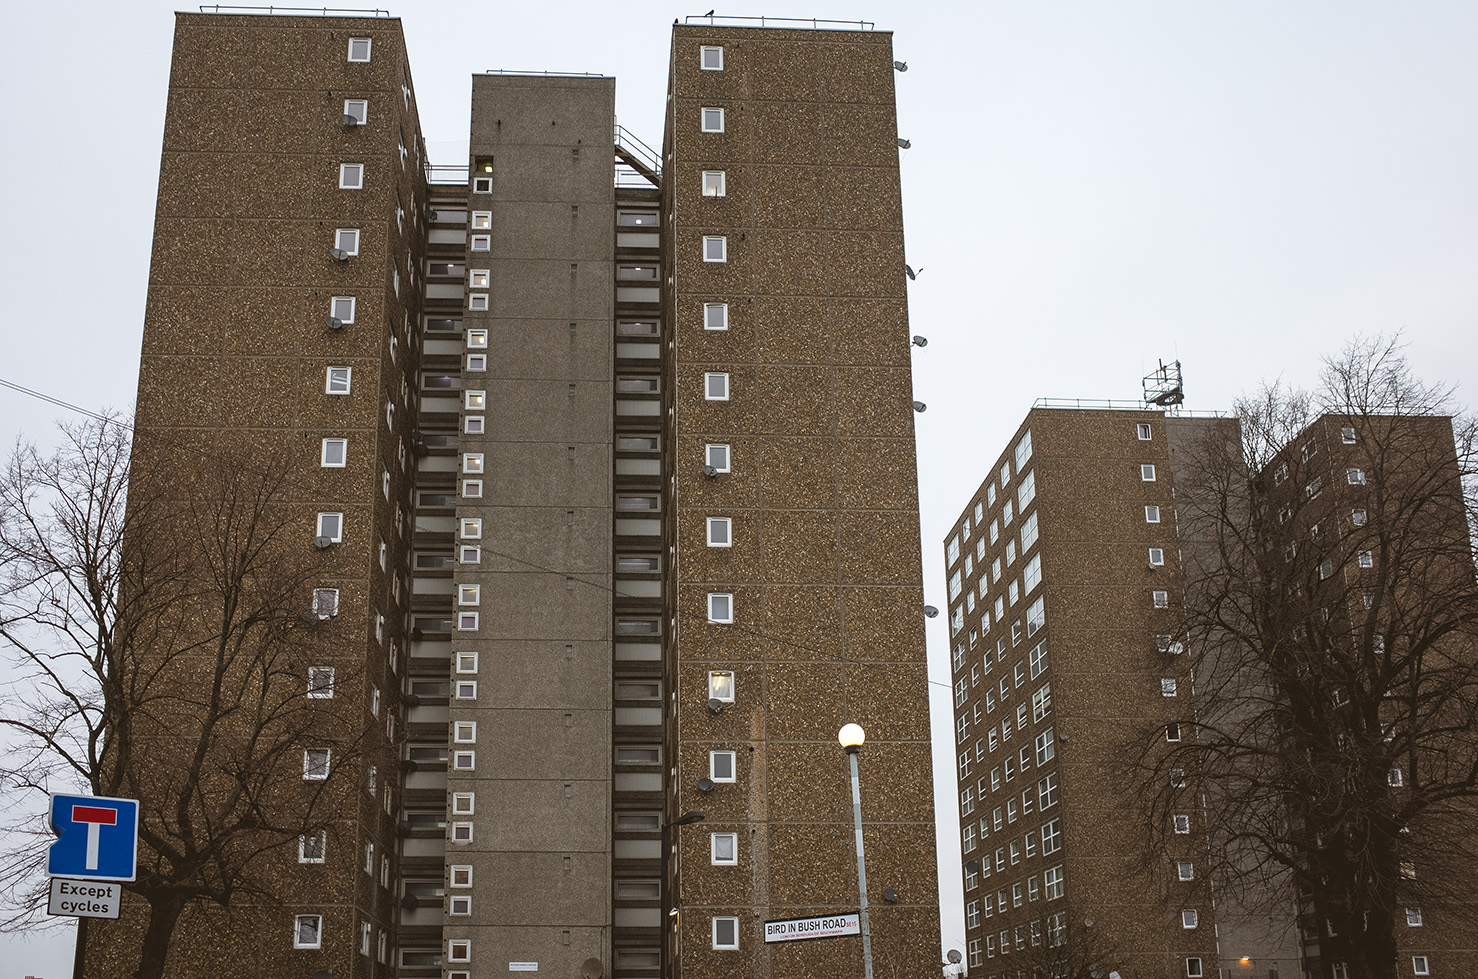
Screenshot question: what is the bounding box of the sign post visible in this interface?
[45,794,140,925]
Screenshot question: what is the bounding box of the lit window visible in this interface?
[706,443,731,472]
[469,271,490,290]
[463,453,484,474]
[703,236,727,262]
[701,107,725,132]
[1141,464,1157,481]
[466,327,489,348]
[460,518,482,539]
[470,211,492,230]
[708,671,735,702]
[709,750,737,782]
[347,37,371,61]
[704,302,729,329]
[321,438,347,468]
[465,389,486,410]
[294,914,323,948]
[702,170,727,196]
[708,592,734,624]
[339,163,364,189]
[712,916,739,950]
[458,584,480,606]
[335,228,360,255]
[701,45,724,70]
[330,296,356,323]
[316,512,343,542]
[706,516,732,547]
[711,832,738,865]
[705,372,730,400]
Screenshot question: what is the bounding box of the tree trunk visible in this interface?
[132,893,185,979]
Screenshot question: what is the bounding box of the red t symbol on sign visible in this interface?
[72,805,117,872]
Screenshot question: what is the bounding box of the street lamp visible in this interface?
[838,723,874,979]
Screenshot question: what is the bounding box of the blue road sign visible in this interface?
[47,794,139,882]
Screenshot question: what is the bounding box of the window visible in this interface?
[707,592,734,623]
[465,389,486,410]
[1034,728,1054,765]
[325,366,351,394]
[455,680,477,699]
[1186,958,1204,979]
[334,228,361,255]
[1017,470,1036,509]
[1413,957,1430,976]
[460,518,482,541]
[466,354,487,372]
[469,211,492,230]
[454,721,477,744]
[706,516,732,547]
[702,171,727,197]
[1342,426,1357,444]
[448,940,471,963]
[294,914,323,948]
[1137,422,1152,440]
[1319,559,1335,580]
[1174,814,1191,834]
[1153,590,1169,608]
[1161,678,1178,697]
[330,295,356,323]
[346,36,372,61]
[1023,554,1042,593]
[1041,818,1061,854]
[1031,682,1051,722]
[308,667,335,699]
[703,372,732,400]
[712,832,738,865]
[962,823,977,853]
[1388,768,1404,787]
[450,865,473,887]
[1026,597,1045,636]
[1170,768,1187,788]
[316,512,343,542]
[470,234,490,251]
[1141,463,1157,481]
[1181,909,1199,929]
[703,236,727,262]
[712,916,739,950]
[303,748,330,780]
[1146,504,1161,523]
[701,107,725,132]
[1038,772,1058,809]
[709,750,737,782]
[320,438,347,468]
[468,293,489,311]
[452,750,475,770]
[458,584,480,607]
[1176,860,1194,880]
[1358,550,1374,567]
[339,163,364,189]
[1148,547,1165,567]
[701,45,724,69]
[462,453,484,474]
[457,612,479,631]
[1166,722,1182,742]
[1307,476,1324,499]
[1043,864,1064,900]
[299,831,326,863]
[1406,908,1423,927]
[1347,468,1366,485]
[706,443,731,472]
[708,671,735,702]
[464,416,485,436]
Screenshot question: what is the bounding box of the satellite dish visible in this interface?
[702,465,718,478]
[912,401,927,412]
[580,958,604,979]
[707,697,725,712]
[313,536,334,549]
[893,61,908,72]
[964,860,978,874]
[881,888,899,902]
[324,316,344,330]
[340,113,360,126]
[330,248,349,262]
[947,950,962,964]
[911,336,928,347]
[923,605,939,618]
[698,777,715,792]
[896,137,911,149]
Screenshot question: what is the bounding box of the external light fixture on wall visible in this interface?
[923,605,939,618]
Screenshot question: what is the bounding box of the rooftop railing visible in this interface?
[682,13,874,30]
[1032,397,1228,418]
[197,5,392,15]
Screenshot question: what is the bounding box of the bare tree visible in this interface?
[1134,337,1478,979]
[0,417,370,979]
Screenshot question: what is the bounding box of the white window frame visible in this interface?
[1148,547,1165,566]
[704,302,729,330]
[707,516,732,547]
[700,45,724,70]
[464,416,485,435]
[472,176,492,194]
[709,749,737,782]
[1186,958,1204,979]
[703,236,728,262]
[307,666,335,699]
[470,211,492,230]
[303,748,330,780]
[321,438,348,468]
[325,366,351,394]
[1141,463,1157,481]
[462,453,484,475]
[330,296,356,323]
[458,584,481,606]
[707,592,734,624]
[701,107,725,133]
[468,294,489,311]
[705,372,730,400]
[1153,590,1169,608]
[316,512,344,542]
[347,37,372,62]
[335,227,361,255]
[706,443,731,473]
[702,171,727,197]
[466,327,489,347]
[1145,505,1161,523]
[294,914,323,948]
[339,163,365,190]
[466,354,488,371]
[708,670,735,703]
[1137,423,1152,440]
[1181,908,1199,929]
[711,916,740,950]
[299,830,327,863]
[460,517,482,539]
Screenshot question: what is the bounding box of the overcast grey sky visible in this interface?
[3,0,1476,974]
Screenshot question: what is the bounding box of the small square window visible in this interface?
[451,821,473,841]
[448,940,471,963]
[1342,427,1356,444]
[1166,722,1181,742]
[455,651,479,674]
[326,366,351,394]
[1145,505,1161,523]
[704,302,729,330]
[466,354,488,371]
[1137,423,1152,440]
[460,518,482,539]
[707,516,732,547]
[701,107,725,132]
[706,443,731,473]
[1173,814,1191,833]
[347,37,372,61]
[1141,463,1157,481]
[703,236,727,262]
[1406,908,1423,927]
[457,612,479,631]
[1347,468,1366,485]
[452,749,476,770]
[1181,909,1198,928]
[462,477,484,496]
[321,438,347,468]
[472,176,492,194]
[335,228,360,255]
[705,372,730,400]
[708,592,734,624]
[455,680,477,699]
[708,670,735,702]
[710,831,738,864]
[709,749,737,782]
[462,453,484,475]
[1412,956,1430,976]
[701,45,724,70]
[1161,677,1178,697]
[1358,550,1373,568]
[712,916,739,950]
[339,163,364,189]
[1177,861,1194,880]
[702,171,727,197]
[316,512,344,542]
[1153,590,1169,608]
[470,211,492,230]
[452,792,475,815]
[459,544,481,563]
[303,748,330,780]
[451,865,473,887]
[330,296,356,323]
[294,914,323,948]
[470,234,491,251]
[308,666,335,699]
[464,416,485,435]
[458,584,481,606]
[465,389,486,410]
[449,895,472,915]
[1148,547,1165,566]
[299,831,326,863]
[1186,957,1204,978]
[466,327,489,347]
[468,294,489,311]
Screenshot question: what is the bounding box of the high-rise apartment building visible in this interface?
[93,11,938,979]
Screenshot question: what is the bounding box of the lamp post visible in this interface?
[838,722,874,979]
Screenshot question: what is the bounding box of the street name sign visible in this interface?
[47,878,122,919]
[763,912,861,944]
[47,793,139,882]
